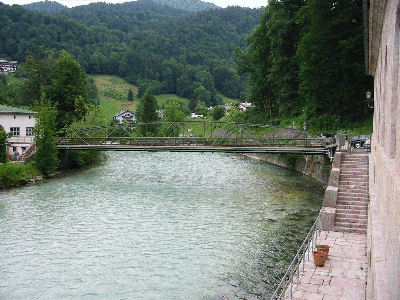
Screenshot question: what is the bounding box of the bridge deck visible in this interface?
[57,144,329,155]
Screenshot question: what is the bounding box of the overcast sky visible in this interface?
[1,0,267,9]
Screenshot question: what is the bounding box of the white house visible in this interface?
[237,102,252,111]
[190,113,203,119]
[113,110,137,124]
[0,104,36,158]
[0,60,18,73]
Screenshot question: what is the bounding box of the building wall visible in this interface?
[368,1,400,299]
[0,113,36,156]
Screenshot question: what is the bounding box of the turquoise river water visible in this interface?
[0,152,324,299]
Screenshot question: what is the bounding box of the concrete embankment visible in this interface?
[245,153,332,186]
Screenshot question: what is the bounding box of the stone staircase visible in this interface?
[334,153,369,234]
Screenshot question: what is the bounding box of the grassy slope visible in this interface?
[92,75,138,119]
[93,75,238,120]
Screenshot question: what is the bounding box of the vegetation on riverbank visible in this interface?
[0,162,40,189]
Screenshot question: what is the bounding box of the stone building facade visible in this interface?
[368,1,400,299]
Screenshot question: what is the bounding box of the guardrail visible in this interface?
[269,209,323,300]
[8,136,34,144]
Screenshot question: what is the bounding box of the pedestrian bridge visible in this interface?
[57,121,334,156]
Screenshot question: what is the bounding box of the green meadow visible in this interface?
[92,75,237,120]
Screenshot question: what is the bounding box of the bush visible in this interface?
[211,106,226,120]
[63,150,104,170]
[0,162,39,189]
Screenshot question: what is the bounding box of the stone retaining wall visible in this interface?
[245,153,331,186]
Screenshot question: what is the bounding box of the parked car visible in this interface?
[350,135,371,148]
[364,138,371,149]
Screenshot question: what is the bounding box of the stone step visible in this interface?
[335,214,367,223]
[342,157,368,160]
[334,226,367,234]
[340,172,369,176]
[338,184,369,189]
[340,173,369,178]
[336,208,368,216]
[338,187,369,194]
[340,165,369,170]
[337,204,368,211]
[333,154,369,235]
[335,221,367,228]
[340,162,369,166]
[341,162,369,166]
[340,173,369,177]
[340,170,368,175]
[337,199,368,206]
[341,169,369,173]
[339,180,369,189]
[336,205,367,212]
[338,191,367,196]
[337,199,367,205]
[339,178,369,184]
[337,195,368,201]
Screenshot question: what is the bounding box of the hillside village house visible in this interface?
[113,110,137,123]
[0,105,36,159]
[0,60,18,73]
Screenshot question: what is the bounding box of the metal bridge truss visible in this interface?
[57,121,334,155]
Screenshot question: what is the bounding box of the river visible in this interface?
[0,152,324,299]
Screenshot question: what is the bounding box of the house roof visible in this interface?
[0,104,36,115]
[113,110,135,118]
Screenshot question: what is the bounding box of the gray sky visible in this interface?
[2,0,266,9]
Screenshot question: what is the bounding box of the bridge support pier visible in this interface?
[58,150,69,170]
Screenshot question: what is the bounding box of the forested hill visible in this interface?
[24,0,218,14]
[24,0,67,13]
[152,0,219,12]
[1,2,263,103]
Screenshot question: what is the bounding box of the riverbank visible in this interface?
[245,153,332,186]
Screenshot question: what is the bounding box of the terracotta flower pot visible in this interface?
[313,250,328,267]
[316,244,330,255]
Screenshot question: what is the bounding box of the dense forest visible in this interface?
[1,0,372,131]
[0,1,262,106]
[236,0,372,128]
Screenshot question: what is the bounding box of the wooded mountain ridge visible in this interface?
[24,0,220,13]
[1,1,262,105]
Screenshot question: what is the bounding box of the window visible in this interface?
[26,127,34,136]
[10,127,20,136]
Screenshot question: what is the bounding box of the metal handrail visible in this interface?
[269,209,323,300]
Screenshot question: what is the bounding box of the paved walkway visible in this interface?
[289,231,367,300]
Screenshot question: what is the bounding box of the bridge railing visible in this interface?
[269,209,323,300]
[57,136,333,148]
[58,121,333,149]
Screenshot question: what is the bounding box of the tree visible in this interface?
[235,1,305,118]
[127,89,134,101]
[20,48,54,106]
[64,106,109,169]
[264,0,305,117]
[211,106,226,120]
[33,95,59,177]
[0,129,10,163]
[194,101,208,116]
[45,50,89,131]
[136,91,159,136]
[297,0,366,124]
[194,86,212,107]
[164,100,186,122]
[87,77,99,105]
[235,11,274,116]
